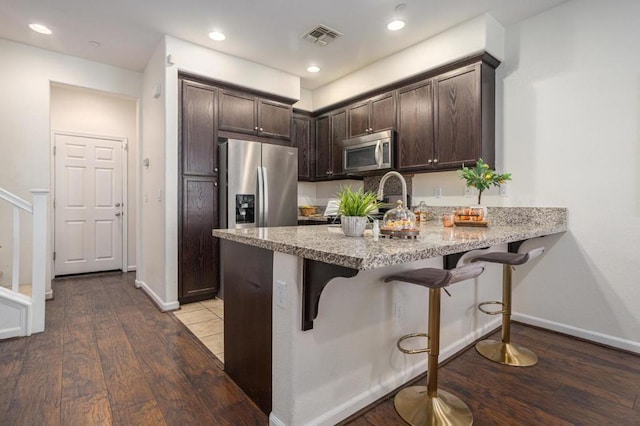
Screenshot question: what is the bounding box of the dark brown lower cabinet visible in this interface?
[222,240,273,415]
[179,176,219,303]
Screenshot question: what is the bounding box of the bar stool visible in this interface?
[471,247,544,367]
[385,262,485,426]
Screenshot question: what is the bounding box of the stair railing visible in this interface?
[0,188,49,334]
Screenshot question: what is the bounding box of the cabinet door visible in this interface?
[181,81,217,176]
[180,176,219,302]
[370,92,395,132]
[293,114,313,180]
[218,89,257,135]
[315,115,331,179]
[258,99,292,140]
[330,109,347,177]
[433,64,480,169]
[396,79,435,171]
[347,100,370,138]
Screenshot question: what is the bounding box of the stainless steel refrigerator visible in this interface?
[219,139,298,229]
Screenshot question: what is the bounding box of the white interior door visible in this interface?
[54,133,124,275]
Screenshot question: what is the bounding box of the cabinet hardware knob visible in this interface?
[214,182,218,186]
[259,128,263,132]
[214,167,218,172]
[254,126,258,130]
[428,159,433,164]
[433,159,439,163]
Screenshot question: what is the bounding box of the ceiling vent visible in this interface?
[302,25,343,47]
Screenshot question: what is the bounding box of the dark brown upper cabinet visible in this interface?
[181,81,218,176]
[396,58,496,172]
[396,79,435,171]
[314,115,331,179]
[314,108,347,179]
[347,92,395,138]
[292,112,314,181]
[219,89,292,141]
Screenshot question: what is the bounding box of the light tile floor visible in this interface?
[173,298,225,363]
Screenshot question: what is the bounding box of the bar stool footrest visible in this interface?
[394,386,473,426]
[475,339,538,367]
[478,300,506,315]
[397,333,429,355]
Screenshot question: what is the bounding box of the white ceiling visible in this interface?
[0,0,567,89]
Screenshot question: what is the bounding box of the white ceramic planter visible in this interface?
[341,216,367,237]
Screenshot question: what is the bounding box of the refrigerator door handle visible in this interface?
[261,166,269,227]
[257,166,265,227]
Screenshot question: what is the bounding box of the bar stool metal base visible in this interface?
[394,386,473,426]
[475,339,538,367]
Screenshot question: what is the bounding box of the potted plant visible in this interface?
[459,158,512,205]
[336,186,381,237]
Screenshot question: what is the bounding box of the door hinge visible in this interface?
[124,143,128,152]
[53,252,56,261]
[53,145,56,155]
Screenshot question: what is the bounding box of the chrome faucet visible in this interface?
[377,171,408,207]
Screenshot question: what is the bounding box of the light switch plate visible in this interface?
[276,280,287,308]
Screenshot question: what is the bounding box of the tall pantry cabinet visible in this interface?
[179,80,220,303]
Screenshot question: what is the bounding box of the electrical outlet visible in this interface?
[394,302,403,321]
[276,280,287,308]
[499,183,509,197]
[434,187,443,198]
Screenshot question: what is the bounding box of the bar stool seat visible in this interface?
[385,262,485,426]
[471,247,544,367]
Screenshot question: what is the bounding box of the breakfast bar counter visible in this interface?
[212,207,567,426]
[214,207,567,271]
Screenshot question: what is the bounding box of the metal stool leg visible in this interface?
[476,264,538,367]
[394,288,473,426]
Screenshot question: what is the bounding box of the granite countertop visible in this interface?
[213,207,567,270]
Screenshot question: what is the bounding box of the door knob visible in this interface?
[115,203,121,207]
[115,212,121,217]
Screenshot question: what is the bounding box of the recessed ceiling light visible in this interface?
[208,31,226,41]
[387,20,405,31]
[307,65,320,73]
[29,23,52,35]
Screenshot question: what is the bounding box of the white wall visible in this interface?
[50,84,138,270]
[312,14,505,110]
[138,39,172,309]
[495,0,640,348]
[0,38,141,292]
[137,36,302,308]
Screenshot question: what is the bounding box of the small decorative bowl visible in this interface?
[299,206,318,216]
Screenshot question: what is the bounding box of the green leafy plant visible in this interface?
[336,186,381,217]
[459,158,512,205]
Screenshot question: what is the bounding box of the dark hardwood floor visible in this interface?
[0,272,266,426]
[1,272,639,425]
[346,324,640,426]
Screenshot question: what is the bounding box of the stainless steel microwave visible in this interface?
[342,130,394,174]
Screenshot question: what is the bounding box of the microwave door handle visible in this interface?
[375,140,382,167]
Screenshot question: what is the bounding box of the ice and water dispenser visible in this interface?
[235,194,255,224]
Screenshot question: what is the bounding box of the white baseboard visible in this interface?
[45,289,53,300]
[127,265,136,272]
[0,326,23,339]
[513,313,640,354]
[269,413,286,426]
[134,279,179,312]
